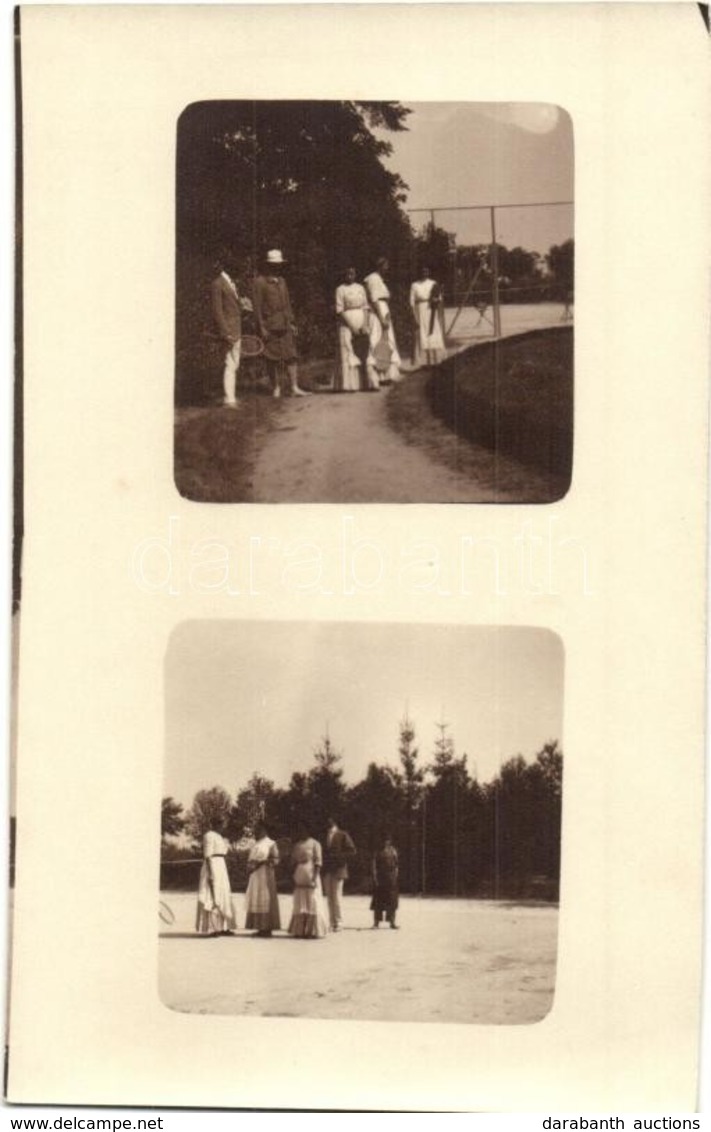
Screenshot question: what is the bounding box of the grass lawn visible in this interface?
[388,327,573,500]
[174,329,571,503]
[174,358,333,502]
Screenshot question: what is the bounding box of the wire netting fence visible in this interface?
[409,200,574,347]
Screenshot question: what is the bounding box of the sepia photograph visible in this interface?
[160,622,564,1025]
[7,2,707,1111]
[175,101,574,504]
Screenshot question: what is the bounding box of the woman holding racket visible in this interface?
[252,249,309,399]
[334,266,373,392]
[195,823,237,937]
[410,265,446,367]
[363,258,401,387]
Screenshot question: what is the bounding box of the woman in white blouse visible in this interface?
[334,267,372,392]
[288,820,328,939]
[244,820,281,937]
[410,265,446,367]
[363,258,401,386]
[195,825,237,937]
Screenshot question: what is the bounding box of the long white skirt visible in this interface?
[368,302,401,385]
[335,308,372,392]
[289,866,328,938]
[335,325,363,392]
[245,865,281,931]
[413,302,446,367]
[195,857,237,934]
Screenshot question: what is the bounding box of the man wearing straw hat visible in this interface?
[252,249,309,398]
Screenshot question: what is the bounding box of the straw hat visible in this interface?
[265,248,286,265]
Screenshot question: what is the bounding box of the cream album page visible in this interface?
[7,2,709,1112]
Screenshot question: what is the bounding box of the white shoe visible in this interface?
[292,386,309,396]
[272,385,281,399]
[224,400,240,410]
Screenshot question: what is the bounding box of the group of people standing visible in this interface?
[334,260,446,392]
[211,248,309,408]
[210,249,447,409]
[195,817,401,940]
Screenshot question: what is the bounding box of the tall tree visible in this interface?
[307,731,347,830]
[498,246,544,302]
[413,221,455,293]
[398,713,424,891]
[176,100,415,399]
[546,238,574,296]
[230,772,277,839]
[161,796,185,841]
[431,718,455,776]
[312,731,342,773]
[186,786,233,845]
[279,770,312,839]
[426,720,470,894]
[527,741,563,883]
[175,736,563,899]
[347,761,403,855]
[487,748,564,897]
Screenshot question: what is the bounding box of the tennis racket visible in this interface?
[239,334,264,358]
[159,899,175,926]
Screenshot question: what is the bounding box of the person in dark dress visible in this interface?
[371,833,400,929]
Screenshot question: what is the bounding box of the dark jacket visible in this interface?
[211,274,242,341]
[252,273,298,362]
[322,828,356,878]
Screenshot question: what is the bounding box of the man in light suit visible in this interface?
[322,817,356,932]
[211,257,247,408]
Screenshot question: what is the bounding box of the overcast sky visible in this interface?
[164,622,564,808]
[381,102,574,256]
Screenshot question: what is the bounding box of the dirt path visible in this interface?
[175,307,570,503]
[251,384,504,503]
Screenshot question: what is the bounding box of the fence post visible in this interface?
[421,791,427,896]
[490,206,502,338]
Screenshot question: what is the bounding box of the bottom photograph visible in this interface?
[159,621,564,1025]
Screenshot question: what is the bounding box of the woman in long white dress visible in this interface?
[410,267,446,367]
[288,821,328,939]
[195,827,237,936]
[244,820,281,937]
[364,258,401,386]
[334,267,373,392]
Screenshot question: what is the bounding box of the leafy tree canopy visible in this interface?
[186,786,233,843]
[231,772,277,839]
[161,796,185,840]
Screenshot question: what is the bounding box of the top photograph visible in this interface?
[174,101,574,504]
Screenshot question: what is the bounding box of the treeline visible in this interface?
[162,720,563,901]
[176,101,574,402]
[416,223,574,306]
[177,101,415,397]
